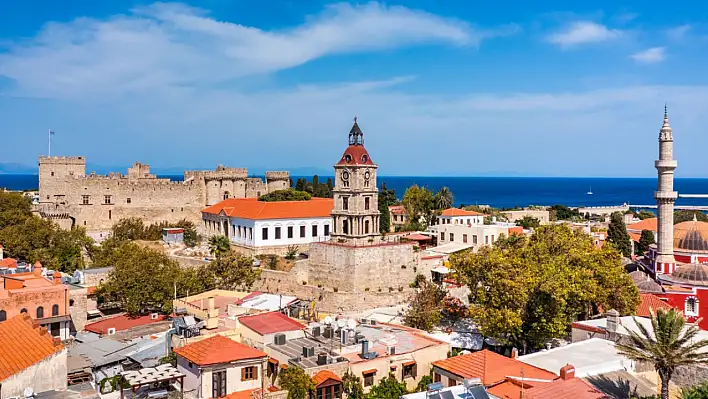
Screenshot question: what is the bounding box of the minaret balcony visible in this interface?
[655,160,677,169]
[654,191,678,200]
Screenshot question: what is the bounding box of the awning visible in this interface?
[431,266,451,274]
[402,233,433,241]
[268,358,279,365]
[280,364,288,369]
[402,361,416,367]
[362,369,377,375]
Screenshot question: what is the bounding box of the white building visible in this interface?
[202,198,334,255]
[436,208,485,226]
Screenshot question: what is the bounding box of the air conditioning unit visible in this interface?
[107,327,116,336]
[274,333,286,345]
[386,346,396,355]
[150,313,159,320]
[369,319,377,325]
[312,326,321,337]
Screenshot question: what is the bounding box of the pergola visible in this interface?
[120,364,185,399]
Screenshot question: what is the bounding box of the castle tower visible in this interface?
[330,119,381,244]
[655,106,678,274]
[38,156,86,204]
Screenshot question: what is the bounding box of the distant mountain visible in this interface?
[0,162,36,174]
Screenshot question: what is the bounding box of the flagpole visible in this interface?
[48,129,51,156]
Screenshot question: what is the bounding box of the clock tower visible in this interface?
[331,118,380,244]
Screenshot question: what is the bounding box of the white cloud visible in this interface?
[547,21,622,47]
[0,2,520,99]
[667,24,691,40]
[630,47,667,63]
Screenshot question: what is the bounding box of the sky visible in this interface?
[1,1,707,177]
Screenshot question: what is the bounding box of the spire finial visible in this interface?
[664,103,668,119]
[354,116,357,124]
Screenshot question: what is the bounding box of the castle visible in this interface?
[37,156,289,231]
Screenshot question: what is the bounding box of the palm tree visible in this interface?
[208,235,231,259]
[617,308,708,399]
[435,187,454,210]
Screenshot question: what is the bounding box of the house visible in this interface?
[400,379,492,399]
[0,262,72,340]
[84,313,168,336]
[388,205,409,232]
[635,293,675,317]
[174,335,268,398]
[238,311,305,348]
[201,197,334,256]
[0,314,67,397]
[436,208,485,226]
[502,209,551,225]
[312,370,344,399]
[522,366,608,399]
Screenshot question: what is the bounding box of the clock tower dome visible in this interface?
[331,118,380,244]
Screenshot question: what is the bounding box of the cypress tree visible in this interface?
[608,212,632,258]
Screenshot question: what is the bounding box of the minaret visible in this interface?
[655,105,678,274]
[331,118,381,245]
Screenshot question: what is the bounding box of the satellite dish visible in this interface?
[324,316,333,325]
[347,319,357,330]
[24,387,34,398]
[337,319,346,328]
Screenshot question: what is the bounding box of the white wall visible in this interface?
[177,355,200,394]
[252,217,332,248]
[1,350,67,397]
[200,360,265,397]
[437,224,510,247]
[438,215,484,226]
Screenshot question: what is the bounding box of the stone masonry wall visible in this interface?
[69,287,88,333]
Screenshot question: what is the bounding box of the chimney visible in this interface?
[361,339,369,355]
[33,263,42,276]
[510,347,518,359]
[53,271,62,285]
[208,297,215,311]
[559,364,575,381]
[606,309,620,338]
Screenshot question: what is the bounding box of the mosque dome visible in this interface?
[630,270,663,293]
[673,219,708,253]
[671,263,708,287]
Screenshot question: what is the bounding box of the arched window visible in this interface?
[20,308,27,314]
[343,220,349,235]
[365,220,370,234]
[223,192,230,200]
[69,299,75,307]
[0,310,6,322]
[36,306,44,319]
[52,304,60,316]
[686,297,698,316]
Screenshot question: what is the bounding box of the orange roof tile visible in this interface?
[627,218,657,233]
[313,370,343,386]
[86,286,97,295]
[212,389,258,399]
[0,258,17,268]
[174,335,267,366]
[0,314,64,381]
[84,314,166,335]
[636,294,675,317]
[488,379,542,399]
[629,232,641,242]
[336,144,374,166]
[238,312,305,335]
[432,350,556,386]
[440,208,485,217]
[202,198,333,220]
[389,205,407,215]
[524,377,608,399]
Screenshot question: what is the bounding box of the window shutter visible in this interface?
[241,367,246,381]
[254,366,259,379]
[412,365,418,378]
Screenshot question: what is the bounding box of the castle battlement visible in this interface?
[185,167,249,180]
[265,171,290,180]
[38,156,86,165]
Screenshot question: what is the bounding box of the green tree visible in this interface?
[683,381,708,399]
[636,230,655,256]
[515,216,541,229]
[278,366,314,399]
[675,211,708,224]
[402,185,436,228]
[608,212,632,258]
[295,178,306,191]
[403,281,446,332]
[285,245,299,261]
[637,210,656,220]
[208,235,231,259]
[366,373,408,399]
[378,183,397,233]
[414,374,433,393]
[452,224,640,351]
[342,371,365,399]
[111,217,146,241]
[200,251,261,291]
[435,187,454,210]
[617,308,708,399]
[0,191,32,229]
[548,204,581,221]
[259,189,312,202]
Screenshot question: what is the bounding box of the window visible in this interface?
[300,225,306,238]
[324,224,330,236]
[485,236,489,245]
[363,372,375,387]
[275,227,281,239]
[0,310,6,322]
[51,172,55,176]
[213,370,227,398]
[312,225,318,237]
[365,197,370,210]
[343,220,348,235]
[365,220,370,234]
[686,298,698,315]
[440,232,445,241]
[82,195,90,205]
[491,235,495,243]
[467,219,470,224]
[463,234,468,243]
[364,179,370,188]
[37,306,44,319]
[104,195,111,204]
[126,198,131,204]
[473,235,478,244]
[20,308,27,314]
[109,210,112,220]
[334,384,341,399]
[262,227,269,240]
[449,233,455,242]
[287,226,293,239]
[343,197,349,211]
[448,378,457,387]
[434,373,441,383]
[242,366,257,381]
[52,304,60,316]
[402,363,417,379]
[188,362,193,368]
[223,192,230,200]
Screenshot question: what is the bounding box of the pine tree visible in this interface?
[636,229,655,255]
[608,212,632,258]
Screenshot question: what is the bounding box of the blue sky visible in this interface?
[1,1,707,177]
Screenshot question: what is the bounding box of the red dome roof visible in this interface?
[337,145,374,166]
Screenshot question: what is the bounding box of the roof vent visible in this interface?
[107,327,116,336]
[150,313,159,320]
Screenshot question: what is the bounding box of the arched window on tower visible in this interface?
[365,220,370,234]
[343,220,349,235]
[36,306,44,319]
[52,304,60,316]
[223,191,230,200]
[686,297,698,316]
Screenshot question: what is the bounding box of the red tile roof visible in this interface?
[202,198,333,220]
[84,314,166,335]
[336,145,374,166]
[0,314,64,381]
[401,233,433,241]
[440,208,485,217]
[627,218,658,232]
[636,293,675,317]
[238,312,305,335]
[174,335,267,366]
[389,205,407,215]
[432,350,556,386]
[312,370,342,386]
[0,258,17,268]
[213,389,258,399]
[524,377,608,399]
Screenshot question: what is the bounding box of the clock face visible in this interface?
[364,171,370,179]
[342,171,349,180]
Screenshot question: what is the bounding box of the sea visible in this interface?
[4,174,708,209]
